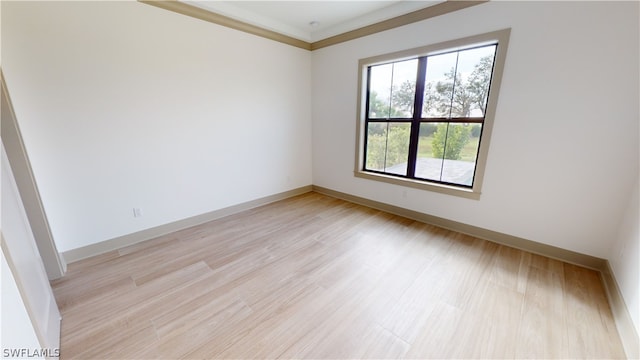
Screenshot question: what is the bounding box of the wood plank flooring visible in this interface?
[51,192,626,359]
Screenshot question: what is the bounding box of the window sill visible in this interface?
[354,170,481,200]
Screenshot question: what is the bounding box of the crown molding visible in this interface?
[140,0,312,50]
[311,1,487,50]
[139,0,488,51]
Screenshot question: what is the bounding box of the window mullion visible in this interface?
[362,67,372,171]
[406,57,427,178]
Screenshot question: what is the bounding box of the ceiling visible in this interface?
[184,1,444,42]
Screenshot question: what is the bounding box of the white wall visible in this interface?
[311,1,639,259]
[610,176,639,336]
[1,0,637,267]
[1,1,312,252]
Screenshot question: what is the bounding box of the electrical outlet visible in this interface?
[133,208,143,218]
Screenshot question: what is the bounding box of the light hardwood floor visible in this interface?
[51,192,626,359]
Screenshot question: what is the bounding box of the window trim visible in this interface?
[354,29,511,199]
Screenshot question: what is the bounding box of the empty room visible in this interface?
[1,0,638,359]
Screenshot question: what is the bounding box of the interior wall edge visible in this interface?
[62,185,313,264]
[1,70,66,280]
[602,261,640,359]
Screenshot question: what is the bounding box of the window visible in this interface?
[355,29,510,199]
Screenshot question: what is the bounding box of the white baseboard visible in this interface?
[62,185,313,263]
[601,262,640,359]
[312,185,606,270]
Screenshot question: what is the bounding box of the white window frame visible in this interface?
[354,29,511,199]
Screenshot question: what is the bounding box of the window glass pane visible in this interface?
[440,123,481,186]
[369,60,417,119]
[416,123,481,185]
[368,64,392,118]
[451,45,496,117]
[390,59,418,118]
[365,122,410,175]
[365,123,388,171]
[383,123,411,175]
[416,122,445,181]
[422,52,458,118]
